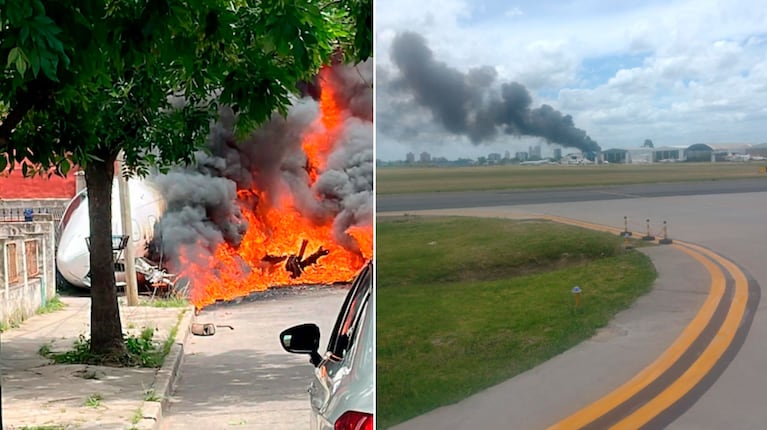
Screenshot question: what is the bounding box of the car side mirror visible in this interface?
[280,323,322,367]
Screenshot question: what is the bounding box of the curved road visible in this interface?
[381,182,767,429]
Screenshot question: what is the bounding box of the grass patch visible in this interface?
[0,297,65,333]
[37,296,66,314]
[84,393,103,408]
[376,216,656,428]
[131,407,144,424]
[38,341,53,357]
[0,315,22,332]
[143,388,161,402]
[39,309,185,368]
[377,162,766,194]
[42,327,163,367]
[141,296,190,308]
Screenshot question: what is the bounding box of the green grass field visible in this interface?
[376,216,656,428]
[377,162,767,194]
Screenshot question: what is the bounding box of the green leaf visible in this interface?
[0,155,7,173]
[41,53,59,81]
[15,55,27,75]
[60,159,71,175]
[20,25,30,43]
[28,48,40,76]
[7,47,21,68]
[44,32,65,54]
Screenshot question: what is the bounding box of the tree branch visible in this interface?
[0,80,56,152]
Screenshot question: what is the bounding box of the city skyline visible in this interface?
[376,0,767,161]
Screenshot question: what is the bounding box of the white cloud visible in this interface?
[376,0,767,160]
[504,7,524,18]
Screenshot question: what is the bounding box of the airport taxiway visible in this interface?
[385,188,767,429]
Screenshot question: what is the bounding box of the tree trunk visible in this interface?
[85,154,127,358]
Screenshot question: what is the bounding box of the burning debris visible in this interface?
[388,31,599,153]
[149,61,373,308]
[262,238,330,279]
[287,240,329,279]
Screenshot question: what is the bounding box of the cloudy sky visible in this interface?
[375,0,767,161]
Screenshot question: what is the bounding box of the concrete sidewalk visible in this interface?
[1,296,193,430]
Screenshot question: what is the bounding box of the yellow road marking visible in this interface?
[547,243,726,429]
[415,211,746,428]
[536,214,623,236]
[611,244,749,428]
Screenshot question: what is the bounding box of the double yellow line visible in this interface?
[537,215,751,429]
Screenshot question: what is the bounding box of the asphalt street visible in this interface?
[383,187,767,429]
[161,286,349,430]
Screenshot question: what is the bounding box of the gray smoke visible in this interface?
[151,172,246,251]
[390,31,599,152]
[151,60,373,265]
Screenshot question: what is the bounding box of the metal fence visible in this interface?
[0,201,70,242]
[0,207,63,222]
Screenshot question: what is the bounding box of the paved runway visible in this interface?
[377,178,767,212]
[382,187,767,429]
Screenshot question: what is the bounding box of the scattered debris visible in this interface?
[191,323,217,336]
[263,238,330,279]
[191,323,235,336]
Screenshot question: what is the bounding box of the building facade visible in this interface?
[1,219,57,326]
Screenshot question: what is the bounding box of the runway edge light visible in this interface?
[659,221,673,244]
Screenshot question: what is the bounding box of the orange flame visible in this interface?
[302,67,342,183]
[178,67,371,309]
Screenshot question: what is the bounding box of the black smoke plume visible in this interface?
[390,31,599,152]
[149,61,373,267]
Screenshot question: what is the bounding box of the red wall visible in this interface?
[0,163,77,199]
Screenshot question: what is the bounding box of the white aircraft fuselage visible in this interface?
[56,178,164,288]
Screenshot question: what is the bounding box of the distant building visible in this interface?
[504,150,511,160]
[553,148,562,160]
[406,152,415,163]
[747,143,767,158]
[529,144,542,159]
[419,152,431,163]
[603,148,629,164]
[686,143,751,162]
[488,153,502,163]
[515,152,529,161]
[653,146,686,162]
[627,148,654,164]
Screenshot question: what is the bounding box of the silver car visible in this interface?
[280,261,374,430]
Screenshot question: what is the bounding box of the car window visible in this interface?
[326,263,372,360]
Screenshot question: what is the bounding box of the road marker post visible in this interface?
[623,231,633,249]
[620,216,633,237]
[659,221,673,244]
[642,218,656,241]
